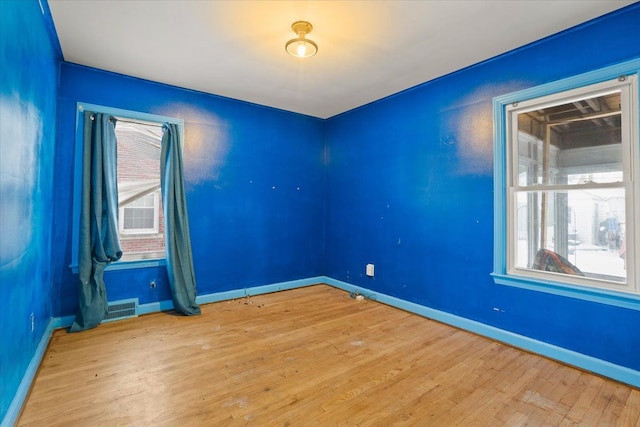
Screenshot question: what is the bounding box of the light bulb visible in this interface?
[286,21,317,58]
[297,42,306,57]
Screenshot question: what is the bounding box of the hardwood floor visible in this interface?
[18,285,640,426]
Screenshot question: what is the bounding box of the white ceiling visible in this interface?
[49,0,634,119]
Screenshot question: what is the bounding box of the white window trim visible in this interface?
[492,59,640,311]
[507,78,634,292]
[69,103,183,273]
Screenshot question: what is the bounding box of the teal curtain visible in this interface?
[70,113,122,332]
[161,123,201,315]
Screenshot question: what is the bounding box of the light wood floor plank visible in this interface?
[619,389,640,427]
[18,285,639,426]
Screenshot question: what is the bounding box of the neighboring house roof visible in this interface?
[118,180,160,208]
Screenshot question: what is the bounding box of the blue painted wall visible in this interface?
[3,2,640,419]
[324,4,640,371]
[0,0,59,419]
[53,64,325,317]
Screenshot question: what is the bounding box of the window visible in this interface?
[70,104,183,271]
[120,193,159,234]
[114,119,165,262]
[493,60,640,309]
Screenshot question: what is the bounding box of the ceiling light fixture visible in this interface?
[285,21,318,58]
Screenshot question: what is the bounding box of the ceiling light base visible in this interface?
[285,20,318,58]
[291,21,313,35]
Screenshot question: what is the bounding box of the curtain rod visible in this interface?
[114,117,165,128]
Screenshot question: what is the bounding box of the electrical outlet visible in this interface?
[366,264,375,277]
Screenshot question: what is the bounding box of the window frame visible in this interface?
[492,59,640,311]
[69,103,184,273]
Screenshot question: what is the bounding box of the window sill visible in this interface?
[119,233,164,239]
[491,273,640,311]
[70,258,166,274]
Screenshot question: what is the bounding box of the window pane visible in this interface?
[122,206,155,230]
[516,91,622,186]
[123,215,135,229]
[514,188,626,283]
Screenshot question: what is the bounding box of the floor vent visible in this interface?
[103,299,138,323]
